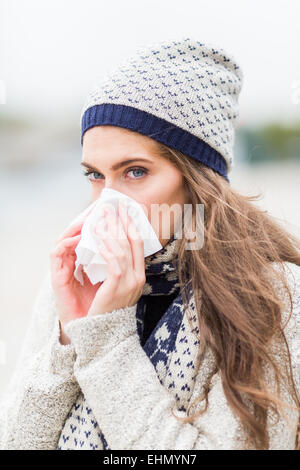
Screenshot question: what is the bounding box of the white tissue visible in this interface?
[74,188,163,285]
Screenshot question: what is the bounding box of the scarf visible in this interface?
[137,235,182,344]
[57,235,204,450]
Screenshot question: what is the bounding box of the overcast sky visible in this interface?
[1,0,300,127]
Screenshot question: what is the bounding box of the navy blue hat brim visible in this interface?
[81,103,229,183]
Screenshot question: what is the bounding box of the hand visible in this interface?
[87,201,146,317]
[50,200,103,341]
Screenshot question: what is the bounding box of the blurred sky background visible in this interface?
[1,0,300,397]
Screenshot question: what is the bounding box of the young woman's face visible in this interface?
[81,125,189,246]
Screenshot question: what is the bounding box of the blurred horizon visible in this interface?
[1,0,300,125]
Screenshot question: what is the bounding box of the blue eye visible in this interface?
[127,167,147,179]
[82,170,103,181]
[82,167,148,181]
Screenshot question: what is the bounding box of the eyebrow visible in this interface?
[81,158,154,173]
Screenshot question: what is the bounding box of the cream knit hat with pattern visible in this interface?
[80,36,244,183]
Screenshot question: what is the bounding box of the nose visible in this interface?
[104,182,120,192]
[93,181,118,202]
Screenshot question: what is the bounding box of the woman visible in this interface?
[1,37,299,450]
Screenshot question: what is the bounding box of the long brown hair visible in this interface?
[156,141,300,450]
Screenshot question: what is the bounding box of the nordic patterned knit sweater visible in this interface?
[0,237,299,450]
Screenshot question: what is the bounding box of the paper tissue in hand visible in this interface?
[74,188,163,285]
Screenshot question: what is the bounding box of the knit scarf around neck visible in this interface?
[136,235,182,344]
[136,234,194,360]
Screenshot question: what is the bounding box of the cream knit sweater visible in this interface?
[0,262,299,450]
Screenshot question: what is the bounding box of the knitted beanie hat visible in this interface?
[80,37,244,183]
